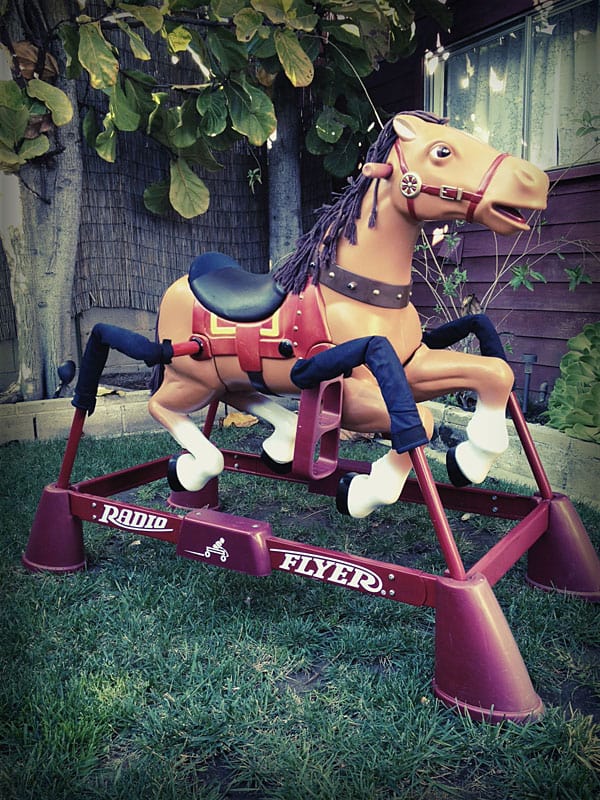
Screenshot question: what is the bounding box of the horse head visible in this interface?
[364,113,549,236]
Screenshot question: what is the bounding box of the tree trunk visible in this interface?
[268,77,302,270]
[0,1,82,400]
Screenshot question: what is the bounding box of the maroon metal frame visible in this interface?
[24,367,600,724]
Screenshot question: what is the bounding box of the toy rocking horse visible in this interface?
[148,111,549,517]
[25,111,600,723]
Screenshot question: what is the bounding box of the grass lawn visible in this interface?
[1,423,599,799]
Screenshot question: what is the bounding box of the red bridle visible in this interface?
[393,139,509,223]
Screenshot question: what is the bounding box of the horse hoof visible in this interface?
[446,447,471,487]
[167,455,186,491]
[261,449,293,475]
[336,472,358,515]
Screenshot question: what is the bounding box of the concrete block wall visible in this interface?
[1,394,598,508]
[425,402,600,508]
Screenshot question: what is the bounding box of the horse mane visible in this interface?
[273,110,447,294]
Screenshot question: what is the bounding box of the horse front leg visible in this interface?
[338,372,434,517]
[406,346,515,486]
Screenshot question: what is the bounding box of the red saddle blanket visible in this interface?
[192,281,333,373]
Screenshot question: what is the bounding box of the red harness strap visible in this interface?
[191,281,333,374]
[394,140,509,223]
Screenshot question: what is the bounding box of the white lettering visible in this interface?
[272,549,383,594]
[97,503,173,533]
[279,552,301,572]
[328,562,352,585]
[311,557,336,580]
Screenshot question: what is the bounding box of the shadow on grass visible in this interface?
[0,425,599,800]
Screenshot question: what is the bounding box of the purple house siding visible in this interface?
[367,0,600,400]
[413,165,600,397]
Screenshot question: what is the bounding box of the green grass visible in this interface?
[1,425,599,799]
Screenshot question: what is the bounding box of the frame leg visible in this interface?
[168,476,220,510]
[433,573,544,723]
[23,484,86,573]
[527,494,600,600]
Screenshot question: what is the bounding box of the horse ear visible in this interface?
[393,115,417,142]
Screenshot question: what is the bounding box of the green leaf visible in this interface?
[251,0,286,25]
[82,107,100,148]
[252,0,317,30]
[315,107,347,144]
[115,19,151,61]
[197,90,228,137]
[147,90,169,134]
[0,80,25,110]
[26,79,73,126]
[176,136,223,171]
[567,332,593,353]
[95,117,117,162]
[78,21,119,89]
[324,132,360,178]
[0,104,28,148]
[305,124,333,155]
[165,24,192,53]
[321,21,362,48]
[109,79,141,132]
[567,423,599,443]
[169,158,210,218]
[564,265,592,292]
[167,0,207,10]
[18,135,50,160]
[186,30,211,72]
[168,98,199,149]
[143,179,171,215]
[225,78,276,146]
[117,2,164,33]
[123,73,157,116]
[234,8,264,43]
[0,141,25,171]
[206,28,249,74]
[274,29,314,87]
[249,31,277,58]
[213,0,246,16]
[57,22,82,78]
[329,42,372,78]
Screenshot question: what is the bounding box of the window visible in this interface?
[424,0,599,170]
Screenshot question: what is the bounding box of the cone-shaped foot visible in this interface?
[23,484,86,573]
[527,494,600,600]
[434,572,544,723]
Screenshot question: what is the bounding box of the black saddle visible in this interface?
[188,252,287,323]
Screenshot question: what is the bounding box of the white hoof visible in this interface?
[452,441,496,484]
[168,451,224,492]
[262,428,296,465]
[336,452,410,518]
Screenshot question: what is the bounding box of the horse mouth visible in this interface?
[492,204,528,226]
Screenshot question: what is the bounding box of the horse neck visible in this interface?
[336,186,420,283]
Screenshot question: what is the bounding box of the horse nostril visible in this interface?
[517,163,548,190]
[518,168,537,185]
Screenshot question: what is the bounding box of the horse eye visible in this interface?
[433,145,452,159]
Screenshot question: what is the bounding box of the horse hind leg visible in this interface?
[224,391,298,471]
[148,384,224,492]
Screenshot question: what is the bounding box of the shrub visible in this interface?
[546,322,600,443]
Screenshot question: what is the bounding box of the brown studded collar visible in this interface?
[319,264,413,309]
